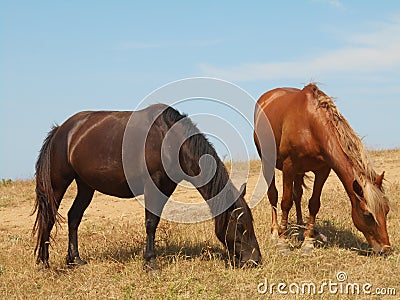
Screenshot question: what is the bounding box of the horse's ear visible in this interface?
[353,180,371,215]
[353,180,364,198]
[374,171,385,188]
[239,183,247,198]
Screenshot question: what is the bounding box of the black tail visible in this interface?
[32,125,61,263]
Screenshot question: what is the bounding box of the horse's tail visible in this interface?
[32,125,61,263]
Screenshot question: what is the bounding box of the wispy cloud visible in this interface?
[199,16,400,82]
[115,39,223,51]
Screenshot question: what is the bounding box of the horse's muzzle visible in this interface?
[378,245,392,256]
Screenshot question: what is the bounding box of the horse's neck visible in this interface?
[195,161,230,201]
[197,173,235,242]
[322,133,357,197]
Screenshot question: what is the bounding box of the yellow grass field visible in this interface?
[1,150,399,299]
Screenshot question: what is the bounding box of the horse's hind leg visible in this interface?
[280,160,295,234]
[267,175,279,240]
[269,175,290,254]
[293,174,305,226]
[272,160,296,255]
[38,182,71,268]
[66,179,94,266]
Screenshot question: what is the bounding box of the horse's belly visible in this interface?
[276,150,327,172]
[94,180,136,198]
[76,170,136,198]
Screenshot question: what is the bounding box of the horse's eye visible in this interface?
[364,213,374,222]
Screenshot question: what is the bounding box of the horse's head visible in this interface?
[220,183,261,267]
[351,172,391,255]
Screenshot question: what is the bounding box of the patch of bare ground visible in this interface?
[0,150,399,299]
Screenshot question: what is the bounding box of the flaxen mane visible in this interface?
[309,84,389,220]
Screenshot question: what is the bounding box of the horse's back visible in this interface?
[61,111,132,167]
[256,87,305,124]
[52,105,175,197]
[255,87,304,152]
[50,111,133,196]
[255,85,325,170]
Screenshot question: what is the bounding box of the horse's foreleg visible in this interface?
[66,179,94,266]
[301,167,330,255]
[142,176,175,271]
[143,209,161,271]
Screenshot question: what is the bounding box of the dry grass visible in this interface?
[0,150,399,299]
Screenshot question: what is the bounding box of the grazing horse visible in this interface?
[254,84,390,255]
[33,104,261,270]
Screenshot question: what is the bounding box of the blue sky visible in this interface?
[1,1,400,179]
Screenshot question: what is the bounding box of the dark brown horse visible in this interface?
[254,84,390,255]
[33,104,261,270]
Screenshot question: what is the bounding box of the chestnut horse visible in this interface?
[33,104,261,270]
[254,84,390,255]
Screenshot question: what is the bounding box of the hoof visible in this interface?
[301,237,315,256]
[143,258,159,273]
[66,256,87,267]
[36,257,50,269]
[271,231,279,242]
[275,238,291,255]
[37,261,50,271]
